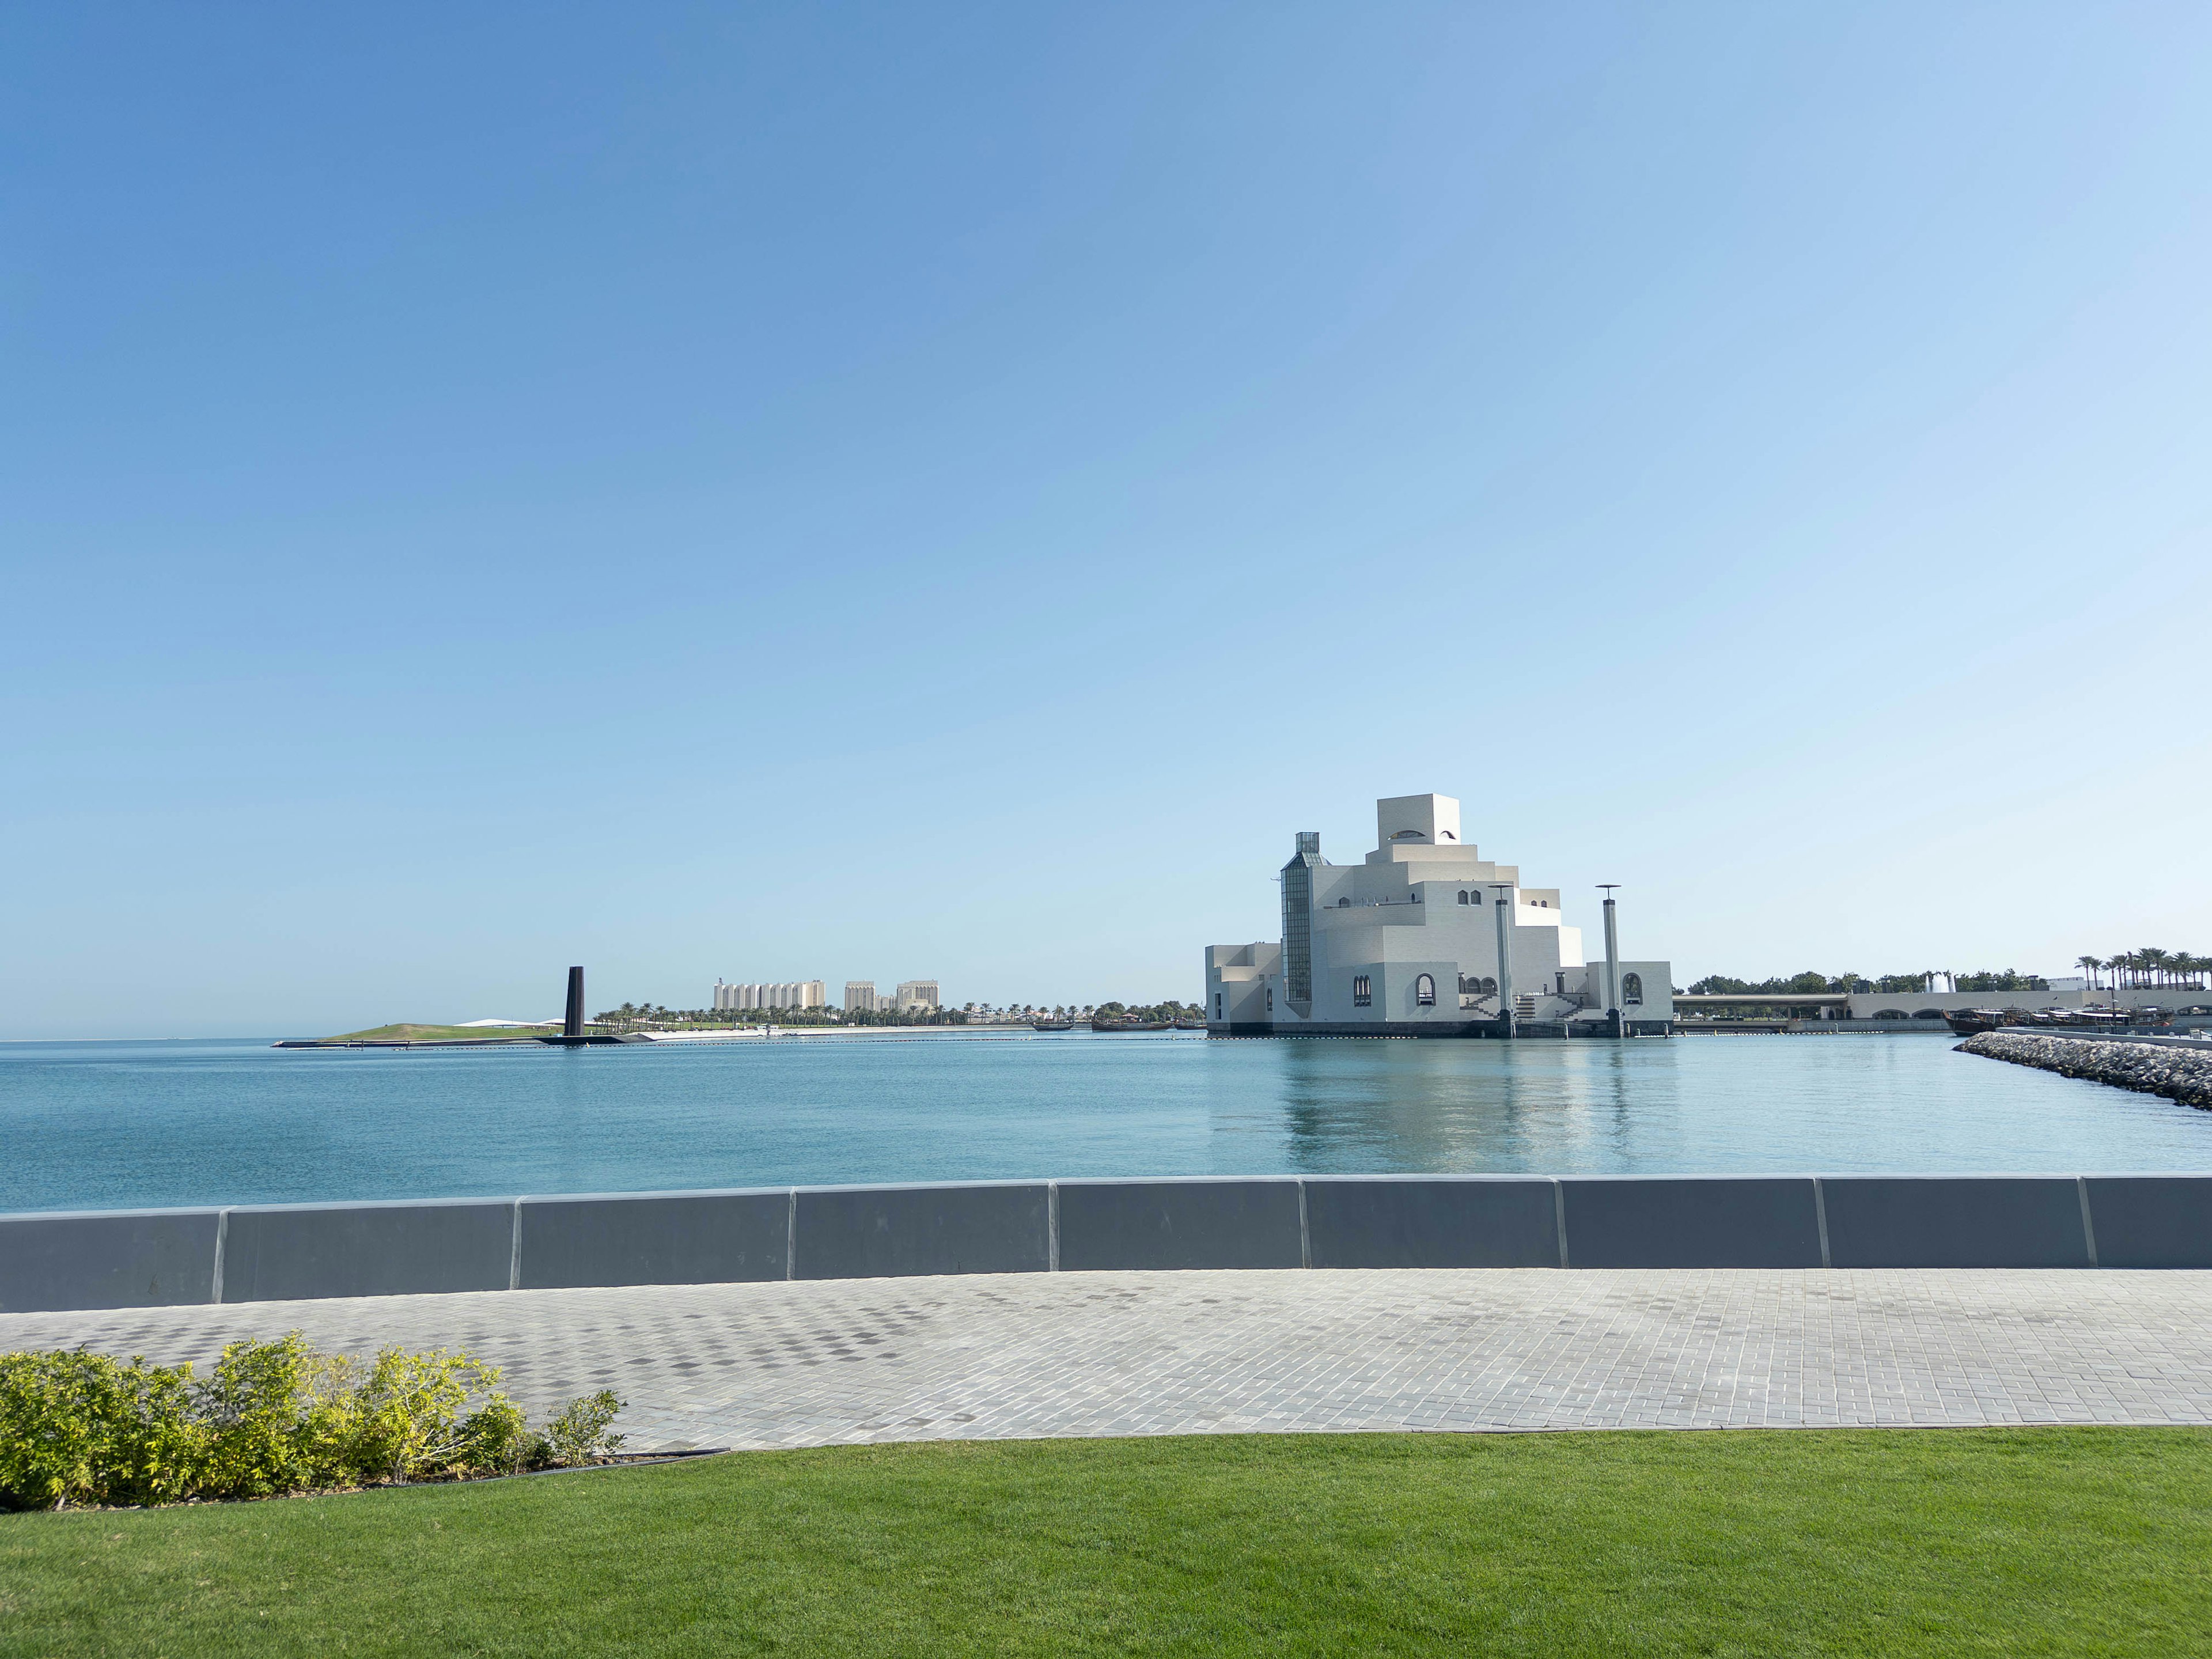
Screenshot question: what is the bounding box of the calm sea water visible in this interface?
[4,1031,2210,1214]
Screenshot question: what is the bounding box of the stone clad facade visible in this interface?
[1205,793,1673,1037]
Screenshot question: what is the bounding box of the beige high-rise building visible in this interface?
[844,981,878,1013]
[713,979,827,1012]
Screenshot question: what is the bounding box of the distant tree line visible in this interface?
[2074,949,2209,990]
[590,1002,967,1029]
[587,996,1224,1031]
[1685,971,2050,996]
[840,1007,970,1026]
[1689,949,2210,999]
[1093,999,1205,1023]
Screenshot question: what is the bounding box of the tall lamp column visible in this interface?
[1491,884,1516,1040]
[1598,886,1622,1039]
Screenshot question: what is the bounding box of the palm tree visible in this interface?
[2139,947,2171,987]
[2076,955,2103,991]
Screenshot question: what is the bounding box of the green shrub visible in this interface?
[457,1396,536,1476]
[0,1335,625,1511]
[542,1389,627,1465]
[195,1333,328,1498]
[343,1346,502,1486]
[0,1349,204,1510]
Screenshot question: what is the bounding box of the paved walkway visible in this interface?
[6,1270,2210,1452]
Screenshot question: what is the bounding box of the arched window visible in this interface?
[1266,988,1274,1012]
[1415,974,1436,1007]
[1214,993,1223,1019]
[1412,891,1421,903]
[1622,972,1643,1006]
[1338,896,1350,907]
[1352,975,1371,1007]
[1457,891,1468,905]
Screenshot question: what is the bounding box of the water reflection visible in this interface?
[4,1032,2212,1210]
[1262,1039,1675,1173]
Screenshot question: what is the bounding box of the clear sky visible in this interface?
[4,3,2209,1038]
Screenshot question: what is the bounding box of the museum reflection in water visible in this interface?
[1222,1037,1674,1175]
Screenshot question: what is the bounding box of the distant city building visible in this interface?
[893,979,940,1012]
[1206,793,1672,1036]
[844,980,878,1013]
[713,979,826,1012]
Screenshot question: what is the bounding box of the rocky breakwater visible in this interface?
[1960,1032,2212,1110]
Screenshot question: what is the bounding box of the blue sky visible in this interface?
[4,3,2209,1037]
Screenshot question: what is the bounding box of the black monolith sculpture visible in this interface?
[565,966,585,1038]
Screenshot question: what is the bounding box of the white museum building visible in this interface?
[1205,793,1674,1037]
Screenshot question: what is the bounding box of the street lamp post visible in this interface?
[1597,885,1622,1039]
[1491,884,1516,1041]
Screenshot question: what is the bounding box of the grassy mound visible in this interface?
[6,1427,2210,1654]
[317,1024,548,1043]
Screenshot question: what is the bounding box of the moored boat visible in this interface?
[1945,1005,2172,1036]
[1942,1008,2016,1035]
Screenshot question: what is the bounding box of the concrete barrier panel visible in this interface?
[0,1209,221,1313]
[518,1190,790,1289]
[1561,1177,1822,1268]
[1822,1177,2090,1268]
[1304,1177,1558,1269]
[222,1201,514,1302]
[2082,1177,2212,1268]
[1058,1179,1304,1271]
[794,1182,1048,1279]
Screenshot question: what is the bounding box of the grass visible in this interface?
[5,1429,2210,1656]
[316,1024,556,1044]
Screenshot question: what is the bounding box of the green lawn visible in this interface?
[5,1429,2210,1656]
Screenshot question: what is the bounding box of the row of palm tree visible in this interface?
[2075,950,2210,990]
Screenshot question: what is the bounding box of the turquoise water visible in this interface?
[3,1031,2210,1214]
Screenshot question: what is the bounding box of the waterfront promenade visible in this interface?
[6,1267,2210,1453]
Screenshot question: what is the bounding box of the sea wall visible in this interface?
[7,1172,2212,1314]
[1961,1033,2212,1110]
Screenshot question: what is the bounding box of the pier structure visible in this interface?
[1205,793,1672,1038]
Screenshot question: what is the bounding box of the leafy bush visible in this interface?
[541,1390,626,1465]
[459,1396,536,1477]
[0,1350,203,1510]
[0,1335,626,1511]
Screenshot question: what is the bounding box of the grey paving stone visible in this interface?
[5,1270,2210,1454]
